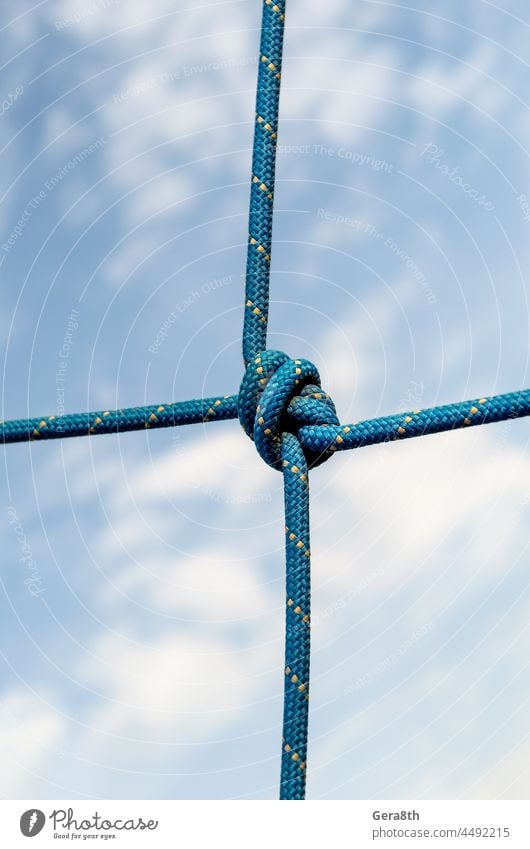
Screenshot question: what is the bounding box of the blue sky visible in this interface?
[1,0,530,800]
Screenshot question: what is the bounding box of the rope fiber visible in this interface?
[2,0,529,801]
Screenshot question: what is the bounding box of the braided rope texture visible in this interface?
[299,389,530,456]
[6,389,528,455]
[1,0,530,803]
[239,348,337,799]
[243,0,286,365]
[281,432,311,799]
[0,396,238,443]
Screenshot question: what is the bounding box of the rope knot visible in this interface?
[238,349,339,470]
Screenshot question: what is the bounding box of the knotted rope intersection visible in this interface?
[2,0,530,800]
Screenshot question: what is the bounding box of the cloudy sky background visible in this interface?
[1,0,530,799]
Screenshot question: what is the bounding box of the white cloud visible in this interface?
[79,630,274,742]
[0,688,65,797]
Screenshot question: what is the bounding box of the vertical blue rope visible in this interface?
[242,1,313,799]
[280,432,311,799]
[243,0,286,365]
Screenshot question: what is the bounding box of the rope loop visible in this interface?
[238,349,339,470]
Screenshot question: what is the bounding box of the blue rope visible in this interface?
[4,389,529,453]
[298,389,530,456]
[1,395,238,443]
[280,432,311,798]
[243,0,285,366]
[5,385,530,456]
[2,0,530,801]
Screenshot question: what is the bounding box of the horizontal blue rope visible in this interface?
[0,395,239,444]
[297,388,530,457]
[3,388,528,450]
